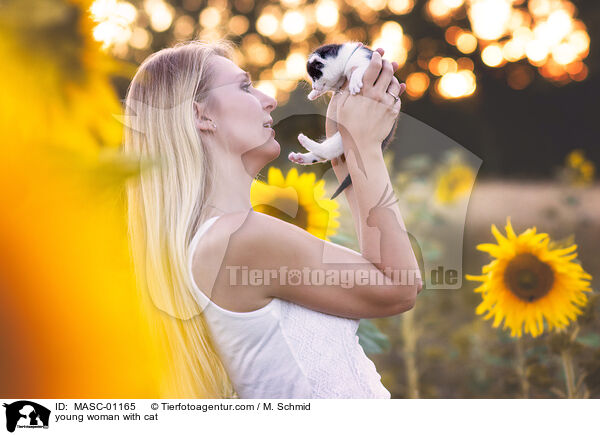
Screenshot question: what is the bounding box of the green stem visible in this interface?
[515,339,529,399]
[401,308,420,398]
[560,349,577,399]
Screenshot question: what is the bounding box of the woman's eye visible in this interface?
[242,82,253,92]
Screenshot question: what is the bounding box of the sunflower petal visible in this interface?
[465,274,486,281]
[476,300,491,315]
[505,216,517,239]
[530,232,549,244]
[491,223,510,247]
[551,244,578,256]
[476,243,505,257]
[286,167,299,185]
[268,167,285,187]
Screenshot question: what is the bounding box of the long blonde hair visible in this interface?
[122,39,237,398]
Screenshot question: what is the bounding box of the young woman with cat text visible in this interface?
[123,39,422,399]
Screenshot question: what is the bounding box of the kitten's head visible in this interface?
[306,44,348,100]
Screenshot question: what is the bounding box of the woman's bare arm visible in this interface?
[341,129,422,294]
[207,210,418,319]
[326,96,362,246]
[326,47,401,248]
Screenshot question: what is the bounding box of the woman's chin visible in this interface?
[265,140,280,162]
[241,140,281,173]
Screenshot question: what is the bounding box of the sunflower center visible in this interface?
[503,253,554,302]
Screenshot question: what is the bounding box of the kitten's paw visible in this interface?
[288,151,324,165]
[349,79,363,95]
[288,152,302,164]
[288,152,312,165]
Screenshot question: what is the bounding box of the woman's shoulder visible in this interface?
[191,210,285,312]
[212,210,303,244]
[192,210,300,276]
[196,209,309,275]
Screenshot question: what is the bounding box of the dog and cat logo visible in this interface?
[2,401,50,432]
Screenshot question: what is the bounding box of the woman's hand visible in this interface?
[327,48,402,173]
[335,48,406,153]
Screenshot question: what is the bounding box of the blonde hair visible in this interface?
[122,39,237,398]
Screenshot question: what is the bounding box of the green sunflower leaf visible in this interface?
[328,233,356,246]
[576,333,600,348]
[357,319,390,355]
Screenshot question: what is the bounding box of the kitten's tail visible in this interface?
[330,173,352,200]
[329,118,399,200]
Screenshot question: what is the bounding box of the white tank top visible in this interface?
[188,215,391,399]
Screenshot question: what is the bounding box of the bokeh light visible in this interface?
[388,0,415,15]
[468,0,512,41]
[437,69,476,98]
[406,72,430,98]
[145,0,174,32]
[456,32,478,54]
[481,43,504,67]
[87,0,592,100]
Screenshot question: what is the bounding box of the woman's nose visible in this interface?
[260,90,277,111]
[265,94,277,111]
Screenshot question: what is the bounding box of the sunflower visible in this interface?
[0,0,168,397]
[466,217,593,338]
[434,163,476,204]
[250,167,340,241]
[565,149,595,186]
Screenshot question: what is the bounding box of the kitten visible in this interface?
[288,41,400,200]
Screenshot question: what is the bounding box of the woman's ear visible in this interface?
[193,101,216,133]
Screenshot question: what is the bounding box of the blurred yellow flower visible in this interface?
[383,149,395,173]
[565,149,595,186]
[567,150,585,167]
[0,0,161,396]
[0,0,133,160]
[434,163,475,204]
[250,167,340,241]
[466,218,593,338]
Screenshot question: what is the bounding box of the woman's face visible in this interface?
[199,55,280,176]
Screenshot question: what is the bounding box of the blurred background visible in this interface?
[0,0,598,398]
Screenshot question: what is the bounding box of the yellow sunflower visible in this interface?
[434,163,476,204]
[0,0,167,397]
[250,167,340,241]
[466,217,593,338]
[565,149,595,186]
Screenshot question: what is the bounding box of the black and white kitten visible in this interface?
[288,41,400,199]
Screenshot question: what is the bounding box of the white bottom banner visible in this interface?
[0,399,597,434]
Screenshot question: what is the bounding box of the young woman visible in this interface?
[123,39,422,399]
